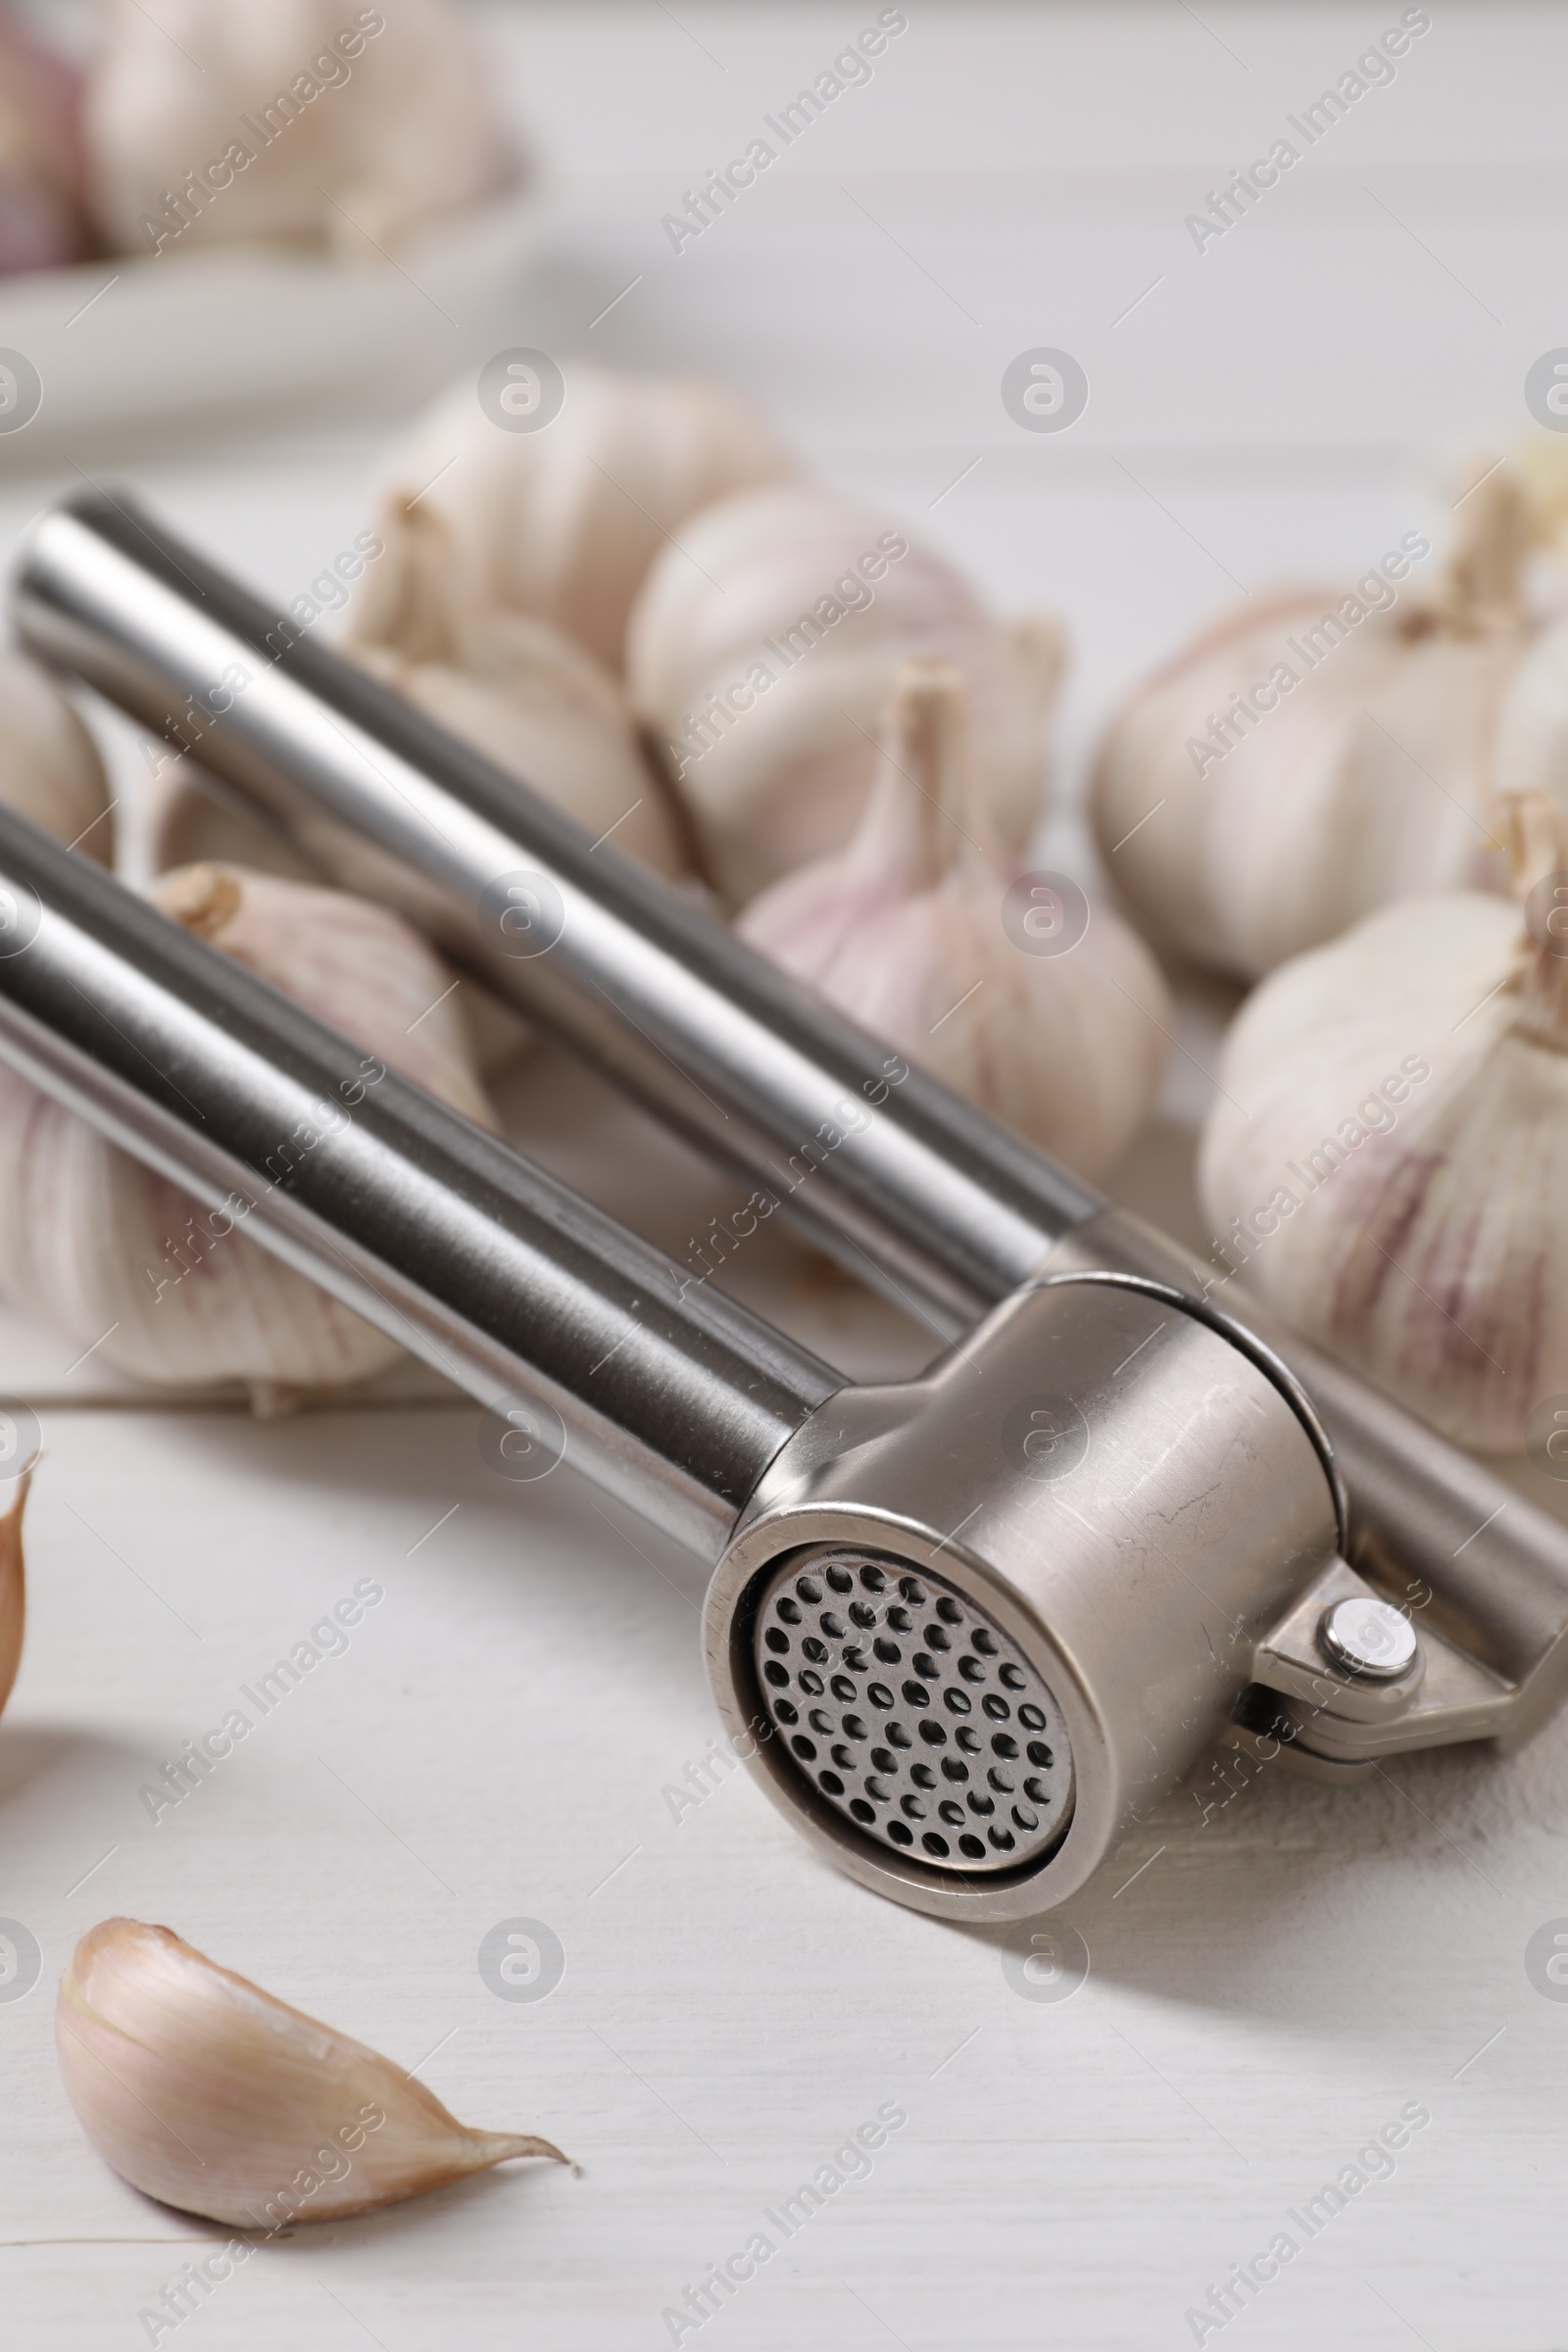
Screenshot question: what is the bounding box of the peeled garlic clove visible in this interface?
[0,649,114,862]
[739,659,1170,1181]
[347,361,796,676]
[1091,456,1536,982]
[1198,792,1568,1452]
[0,864,496,1397]
[85,0,514,261]
[628,485,1062,906]
[58,1918,567,2226]
[0,1465,31,1722]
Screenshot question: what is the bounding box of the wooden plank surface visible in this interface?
[1,7,1566,2346]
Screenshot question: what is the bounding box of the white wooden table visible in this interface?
[2,7,1567,2345]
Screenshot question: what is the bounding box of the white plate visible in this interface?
[0,179,545,456]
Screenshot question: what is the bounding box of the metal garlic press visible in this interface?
[2,489,1565,1928]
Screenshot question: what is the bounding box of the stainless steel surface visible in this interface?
[0,804,840,1561]
[15,492,1100,1335]
[1319,1596,1420,1681]
[1050,1209,1568,1760]
[751,1544,1074,1873]
[22,491,1568,1716]
[18,491,1568,1799]
[709,1274,1344,1923]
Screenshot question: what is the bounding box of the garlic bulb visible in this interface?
[59,1918,567,2226]
[0,650,114,862]
[347,361,796,675]
[628,484,1063,906]
[86,0,513,261]
[0,863,494,1404]
[1198,793,1568,1452]
[739,660,1170,1180]
[0,1467,30,1723]
[1091,459,1539,982]
[0,18,88,274]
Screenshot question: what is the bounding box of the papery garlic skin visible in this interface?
[0,1468,31,1723]
[1092,466,1536,981]
[740,660,1169,1181]
[0,651,114,863]
[0,865,495,1398]
[631,488,1063,906]
[348,363,795,677]
[86,0,513,261]
[58,1919,567,2225]
[1198,829,1566,1451]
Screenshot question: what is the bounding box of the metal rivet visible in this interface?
[1318,1596,1419,1682]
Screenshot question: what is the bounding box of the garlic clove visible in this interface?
[58,1919,568,2227]
[0,864,499,1399]
[85,0,514,262]
[1197,791,1568,1451]
[152,863,497,1131]
[739,659,1171,1181]
[1092,455,1538,981]
[0,649,115,863]
[0,1465,31,1722]
[347,361,795,676]
[627,485,1061,905]
[341,502,686,878]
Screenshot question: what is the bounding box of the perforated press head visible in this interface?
[751,1545,1074,1872]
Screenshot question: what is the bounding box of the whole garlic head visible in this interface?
[347,361,796,675]
[1091,459,1538,982]
[1198,794,1568,1451]
[0,864,494,1405]
[86,0,514,260]
[629,485,1064,906]
[0,649,114,862]
[59,1918,567,2226]
[739,660,1170,1181]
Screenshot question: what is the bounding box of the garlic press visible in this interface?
[5,488,1567,1926]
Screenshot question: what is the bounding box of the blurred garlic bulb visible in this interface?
[629,485,1063,906]
[0,863,494,1406]
[150,544,684,880]
[1092,458,1540,982]
[59,1918,568,2226]
[0,16,88,274]
[740,660,1170,1180]
[347,361,795,674]
[1198,793,1568,1451]
[0,650,114,861]
[0,1465,30,1722]
[86,0,513,261]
